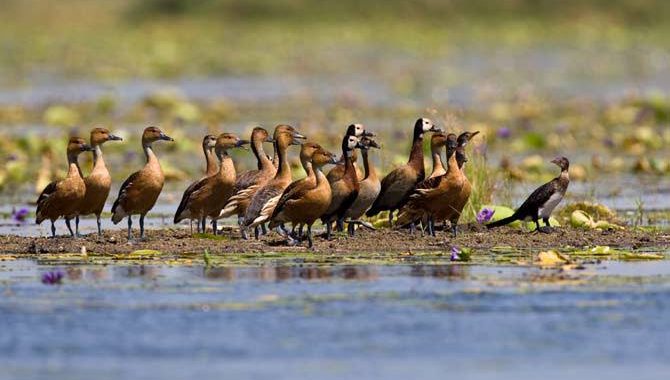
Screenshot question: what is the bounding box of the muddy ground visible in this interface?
[2,224,668,257]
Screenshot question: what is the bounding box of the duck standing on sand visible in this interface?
[36,137,93,237]
[111,127,174,240]
[76,127,123,237]
[269,143,338,248]
[342,136,381,236]
[174,133,249,234]
[487,156,570,233]
[241,125,306,237]
[218,127,275,238]
[366,118,441,227]
[174,134,219,232]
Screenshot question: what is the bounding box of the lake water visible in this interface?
[1,259,669,380]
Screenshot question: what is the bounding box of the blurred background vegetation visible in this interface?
[1,0,669,224]
[1,0,669,81]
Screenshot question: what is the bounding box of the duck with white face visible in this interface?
[320,134,366,239]
[365,117,442,227]
[487,156,570,233]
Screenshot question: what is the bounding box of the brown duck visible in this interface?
[365,118,440,226]
[218,127,275,237]
[174,133,249,234]
[174,134,218,231]
[76,127,123,237]
[320,134,365,239]
[437,131,479,236]
[342,136,381,236]
[111,126,174,240]
[36,137,93,237]
[241,125,306,235]
[427,132,449,179]
[394,133,458,235]
[269,143,337,247]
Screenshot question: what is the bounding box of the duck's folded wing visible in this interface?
[111,171,140,214]
[245,185,283,226]
[174,177,208,222]
[271,180,308,220]
[36,181,58,220]
[234,169,260,193]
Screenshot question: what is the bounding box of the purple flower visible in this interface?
[12,207,29,224]
[450,246,461,262]
[41,270,64,285]
[497,127,511,139]
[476,208,495,224]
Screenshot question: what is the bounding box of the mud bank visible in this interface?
[2,224,668,258]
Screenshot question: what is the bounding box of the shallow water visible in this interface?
[1,259,670,380]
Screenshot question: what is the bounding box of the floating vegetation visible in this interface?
[570,210,623,230]
[41,270,64,285]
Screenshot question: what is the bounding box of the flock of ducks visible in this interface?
[35,118,570,248]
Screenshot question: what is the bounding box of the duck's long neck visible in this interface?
[67,154,83,178]
[361,150,376,181]
[272,143,279,168]
[92,144,106,171]
[446,147,459,174]
[253,140,273,170]
[217,150,235,178]
[408,131,425,176]
[315,165,326,185]
[143,143,160,169]
[275,141,291,181]
[343,148,358,182]
[304,161,315,180]
[430,146,444,176]
[204,146,217,176]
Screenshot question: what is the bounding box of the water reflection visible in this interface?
[410,264,469,280]
[54,263,474,284]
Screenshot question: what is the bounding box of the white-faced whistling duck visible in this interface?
[342,136,381,236]
[365,117,441,228]
[320,134,365,239]
[395,133,458,235]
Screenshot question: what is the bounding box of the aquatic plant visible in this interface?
[476,207,495,224]
[450,246,460,261]
[41,270,64,285]
[11,207,29,224]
